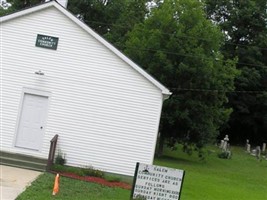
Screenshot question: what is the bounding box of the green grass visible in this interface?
[154,145,267,200]
[16,173,130,200]
[17,146,267,200]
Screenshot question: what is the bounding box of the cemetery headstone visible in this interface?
[246,144,251,153]
[245,139,249,150]
[251,149,257,156]
[220,140,224,149]
[262,143,266,153]
[222,135,229,151]
[256,146,261,159]
[131,163,185,200]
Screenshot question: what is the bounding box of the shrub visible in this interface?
[55,150,66,165]
[81,166,104,178]
[51,164,105,179]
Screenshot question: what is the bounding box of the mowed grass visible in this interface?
[17,146,267,200]
[16,173,130,200]
[154,145,267,200]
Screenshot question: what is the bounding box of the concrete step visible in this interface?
[0,151,47,172]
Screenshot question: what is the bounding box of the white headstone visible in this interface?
[220,140,224,148]
[245,139,249,149]
[222,135,229,151]
[224,135,229,142]
[256,146,261,159]
[251,149,257,156]
[262,143,266,152]
[247,144,251,153]
[222,141,228,151]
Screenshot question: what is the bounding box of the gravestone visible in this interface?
[256,146,261,159]
[222,135,229,151]
[246,144,251,153]
[245,139,249,150]
[251,149,257,156]
[262,143,266,152]
[220,140,224,149]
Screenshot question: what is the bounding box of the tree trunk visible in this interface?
[156,132,164,157]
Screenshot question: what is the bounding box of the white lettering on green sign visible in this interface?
[35,34,59,50]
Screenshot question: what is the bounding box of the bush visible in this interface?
[55,150,66,165]
[51,164,104,178]
[81,166,104,178]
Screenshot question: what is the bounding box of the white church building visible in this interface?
[0,0,171,176]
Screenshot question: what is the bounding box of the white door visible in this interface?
[15,93,49,151]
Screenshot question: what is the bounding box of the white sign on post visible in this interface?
[131,163,185,200]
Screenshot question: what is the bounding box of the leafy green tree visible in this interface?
[206,0,267,144]
[104,0,148,50]
[0,7,9,16]
[125,0,238,155]
[68,0,148,49]
[0,1,15,16]
[3,0,148,49]
[6,0,45,10]
[67,0,108,35]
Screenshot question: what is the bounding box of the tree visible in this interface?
[103,0,148,50]
[68,0,148,50]
[0,7,9,16]
[3,0,148,51]
[67,0,109,35]
[125,0,238,155]
[206,0,267,144]
[6,0,45,10]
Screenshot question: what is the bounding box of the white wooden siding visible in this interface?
[0,6,164,175]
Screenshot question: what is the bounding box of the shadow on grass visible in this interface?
[156,155,201,165]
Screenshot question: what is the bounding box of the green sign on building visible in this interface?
[36,34,59,50]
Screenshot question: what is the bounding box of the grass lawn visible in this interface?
[154,145,267,200]
[16,173,130,200]
[17,145,267,200]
